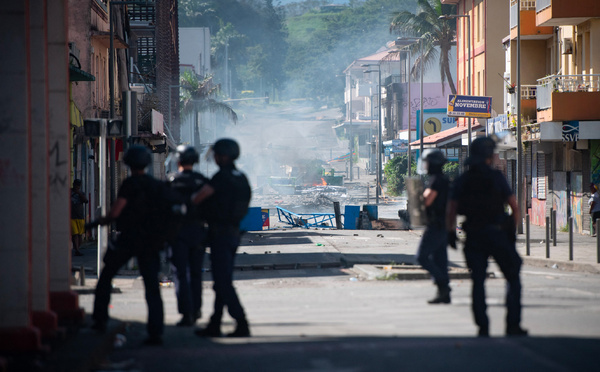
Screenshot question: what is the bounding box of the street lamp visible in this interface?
[388,36,420,177]
[362,64,382,204]
[439,14,471,156]
[348,73,354,181]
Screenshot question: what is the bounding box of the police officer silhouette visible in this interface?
[192,139,251,337]
[416,149,451,304]
[447,137,527,337]
[168,145,209,327]
[90,145,170,346]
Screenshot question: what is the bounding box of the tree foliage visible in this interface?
[179,0,288,98]
[383,154,416,196]
[285,0,418,105]
[389,0,457,95]
[179,1,423,104]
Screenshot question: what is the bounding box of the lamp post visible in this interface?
[348,73,353,181]
[389,36,421,177]
[439,14,471,155]
[362,64,382,204]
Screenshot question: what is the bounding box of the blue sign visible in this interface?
[447,95,492,118]
[562,121,579,142]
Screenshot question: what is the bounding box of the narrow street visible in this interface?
[74,258,600,372]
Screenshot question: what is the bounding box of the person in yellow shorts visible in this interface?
[71,179,88,256]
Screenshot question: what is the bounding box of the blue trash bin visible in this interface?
[363,204,378,221]
[344,205,360,229]
[240,207,263,231]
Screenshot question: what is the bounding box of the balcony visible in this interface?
[536,0,600,26]
[536,74,600,122]
[510,1,554,39]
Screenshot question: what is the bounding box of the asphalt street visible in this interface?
[67,263,600,372]
[50,225,600,372]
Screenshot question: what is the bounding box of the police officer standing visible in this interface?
[447,137,527,337]
[416,150,451,304]
[192,138,251,337]
[169,145,209,327]
[90,145,168,346]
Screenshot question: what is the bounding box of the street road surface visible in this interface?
[79,264,600,371]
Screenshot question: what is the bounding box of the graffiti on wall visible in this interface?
[592,140,600,186]
[49,140,68,196]
[553,172,567,229]
[530,198,546,226]
[571,172,582,233]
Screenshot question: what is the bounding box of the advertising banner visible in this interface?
[416,108,457,139]
[447,95,492,118]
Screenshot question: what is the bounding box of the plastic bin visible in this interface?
[240,207,263,231]
[344,205,360,229]
[362,204,378,220]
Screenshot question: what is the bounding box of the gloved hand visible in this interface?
[447,230,458,249]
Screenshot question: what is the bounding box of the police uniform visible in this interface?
[203,162,251,336]
[450,148,525,336]
[169,169,209,325]
[416,172,450,303]
[93,173,167,340]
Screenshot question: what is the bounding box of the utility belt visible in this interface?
[464,214,516,243]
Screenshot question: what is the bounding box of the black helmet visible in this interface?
[418,149,446,175]
[212,138,240,160]
[124,145,152,170]
[176,145,199,165]
[466,137,496,165]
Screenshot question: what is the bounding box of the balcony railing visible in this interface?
[511,1,540,29]
[521,85,537,99]
[536,0,551,12]
[536,74,600,110]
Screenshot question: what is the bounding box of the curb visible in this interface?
[352,264,479,281]
[521,257,600,274]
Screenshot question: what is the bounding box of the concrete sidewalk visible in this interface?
[515,223,600,274]
[72,222,600,283]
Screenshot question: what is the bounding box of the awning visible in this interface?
[69,65,95,82]
[70,100,84,127]
[409,124,484,148]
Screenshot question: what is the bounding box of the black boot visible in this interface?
[176,313,196,327]
[195,321,222,337]
[428,283,451,304]
[227,319,250,337]
[506,325,528,337]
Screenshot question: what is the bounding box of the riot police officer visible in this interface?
[192,138,251,337]
[169,145,209,326]
[90,145,168,346]
[416,149,451,304]
[447,137,527,337]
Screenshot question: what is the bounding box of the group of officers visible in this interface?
[416,136,528,337]
[87,135,527,345]
[89,138,251,346]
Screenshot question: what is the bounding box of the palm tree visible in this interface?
[390,0,457,95]
[180,70,237,146]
